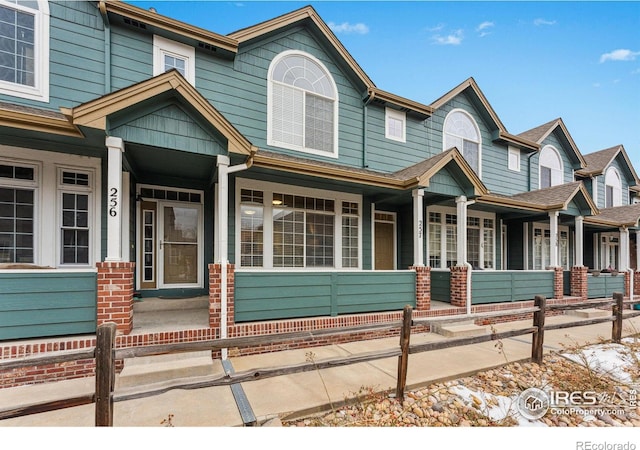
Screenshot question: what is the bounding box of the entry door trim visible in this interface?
[373,210,397,270]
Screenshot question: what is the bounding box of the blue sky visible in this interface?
[129,0,640,171]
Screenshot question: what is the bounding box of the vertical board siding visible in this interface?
[431,270,451,302]
[0,271,97,340]
[587,274,625,299]
[234,271,415,322]
[471,271,554,304]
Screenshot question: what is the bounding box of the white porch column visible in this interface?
[412,189,424,266]
[105,136,124,262]
[620,227,630,271]
[549,211,559,267]
[456,195,468,266]
[575,215,584,267]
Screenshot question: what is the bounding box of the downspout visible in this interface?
[362,90,375,169]
[465,199,476,316]
[98,1,111,94]
[217,153,254,360]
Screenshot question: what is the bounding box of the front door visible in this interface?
[374,212,396,270]
[138,192,203,290]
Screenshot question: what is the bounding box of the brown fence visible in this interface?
[1,292,639,426]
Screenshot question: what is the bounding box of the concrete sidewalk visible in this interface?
[1,314,639,427]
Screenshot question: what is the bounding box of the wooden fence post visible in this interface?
[396,305,413,400]
[612,292,623,344]
[531,296,546,364]
[95,322,117,427]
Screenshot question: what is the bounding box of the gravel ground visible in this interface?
[283,351,640,427]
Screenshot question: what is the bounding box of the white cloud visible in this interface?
[476,21,494,37]
[476,21,494,32]
[427,23,446,32]
[534,18,557,26]
[328,21,369,35]
[433,29,463,45]
[599,49,640,63]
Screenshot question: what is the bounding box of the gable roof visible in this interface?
[585,203,640,228]
[0,101,81,137]
[228,5,374,88]
[252,147,488,194]
[61,70,256,155]
[576,145,640,185]
[517,118,586,168]
[479,181,598,214]
[429,78,538,151]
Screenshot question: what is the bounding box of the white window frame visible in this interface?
[385,107,406,143]
[600,233,620,270]
[0,146,101,268]
[0,0,49,102]
[426,205,495,270]
[57,167,94,267]
[267,50,339,159]
[532,222,570,270]
[235,178,361,270]
[443,108,482,177]
[539,145,564,189]
[604,166,622,208]
[508,146,520,172]
[153,35,195,85]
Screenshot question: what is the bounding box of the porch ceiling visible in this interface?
[125,142,217,183]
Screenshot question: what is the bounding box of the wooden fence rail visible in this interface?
[1,292,639,425]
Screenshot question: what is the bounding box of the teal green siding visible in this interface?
[110,24,153,91]
[587,273,625,299]
[111,104,226,155]
[428,167,466,197]
[471,271,554,304]
[0,271,97,340]
[431,270,451,302]
[234,271,415,322]
[0,1,106,109]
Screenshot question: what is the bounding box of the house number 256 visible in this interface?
[109,187,118,217]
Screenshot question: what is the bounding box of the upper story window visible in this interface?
[153,35,195,85]
[385,107,406,143]
[604,166,622,208]
[508,146,520,171]
[539,145,563,189]
[268,51,338,158]
[443,109,481,175]
[0,0,49,102]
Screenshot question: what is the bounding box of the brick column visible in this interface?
[570,266,588,301]
[624,271,631,298]
[450,265,468,308]
[635,271,640,296]
[96,262,135,334]
[553,267,564,299]
[411,266,431,311]
[208,263,235,329]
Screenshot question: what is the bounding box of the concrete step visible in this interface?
[431,320,490,338]
[133,296,208,313]
[115,351,220,389]
[567,308,609,319]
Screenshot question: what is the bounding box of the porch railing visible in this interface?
[0,269,97,340]
[234,270,416,322]
[471,270,555,304]
[587,272,625,299]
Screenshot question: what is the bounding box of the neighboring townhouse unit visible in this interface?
[0,1,638,385]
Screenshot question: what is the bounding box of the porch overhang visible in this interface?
[0,101,82,138]
[584,203,640,229]
[60,70,257,156]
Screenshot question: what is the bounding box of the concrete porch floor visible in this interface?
[132,296,209,333]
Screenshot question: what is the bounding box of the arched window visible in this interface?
[0,0,49,102]
[605,167,622,208]
[443,109,481,175]
[539,145,563,188]
[267,51,338,157]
